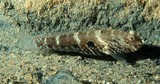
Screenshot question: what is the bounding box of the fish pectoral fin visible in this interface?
[111,53,127,62]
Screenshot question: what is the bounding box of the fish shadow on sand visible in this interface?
[125,44,160,64]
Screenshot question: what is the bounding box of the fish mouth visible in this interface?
[132,41,142,52]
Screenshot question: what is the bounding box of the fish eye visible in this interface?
[87,41,95,48]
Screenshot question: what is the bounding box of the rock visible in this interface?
[43,70,82,84]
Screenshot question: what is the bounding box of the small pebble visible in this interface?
[154,75,160,81]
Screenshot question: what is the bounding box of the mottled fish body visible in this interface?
[35,28,142,61]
